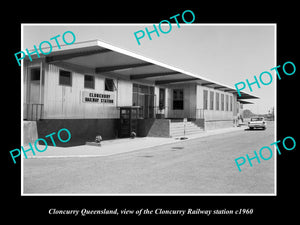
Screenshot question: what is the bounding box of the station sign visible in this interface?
[82,90,114,104]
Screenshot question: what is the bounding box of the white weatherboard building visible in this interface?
[23,40,258,146]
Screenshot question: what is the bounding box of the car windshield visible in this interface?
[251,118,264,121]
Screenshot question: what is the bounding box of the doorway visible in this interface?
[25,67,44,120]
[132,84,155,118]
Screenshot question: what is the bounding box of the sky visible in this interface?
[22,24,275,114]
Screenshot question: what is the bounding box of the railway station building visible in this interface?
[22,40,258,146]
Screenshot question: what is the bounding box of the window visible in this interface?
[149,86,154,95]
[225,95,229,111]
[216,93,220,110]
[31,68,40,81]
[230,96,233,111]
[105,78,115,91]
[140,85,149,94]
[84,75,95,89]
[210,91,214,110]
[221,94,224,111]
[173,89,184,110]
[133,83,139,93]
[159,88,165,109]
[59,70,72,86]
[203,90,208,110]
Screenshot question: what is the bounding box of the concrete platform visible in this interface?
[85,141,101,146]
[22,126,245,159]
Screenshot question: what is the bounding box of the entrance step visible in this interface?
[170,121,204,137]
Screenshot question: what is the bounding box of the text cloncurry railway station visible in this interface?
[48,208,244,216]
[82,91,114,104]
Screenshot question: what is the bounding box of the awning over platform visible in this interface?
[238,100,254,104]
[27,39,259,100]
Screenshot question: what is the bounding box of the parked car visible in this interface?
[248,117,266,130]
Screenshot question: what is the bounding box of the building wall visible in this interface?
[204,120,233,130]
[23,60,243,139]
[166,83,197,118]
[42,63,132,119]
[24,61,238,123]
[161,83,236,121]
[37,119,118,146]
[197,85,234,121]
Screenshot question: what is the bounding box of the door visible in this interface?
[132,84,155,119]
[119,107,139,138]
[26,67,43,120]
[158,88,166,117]
[119,108,131,138]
